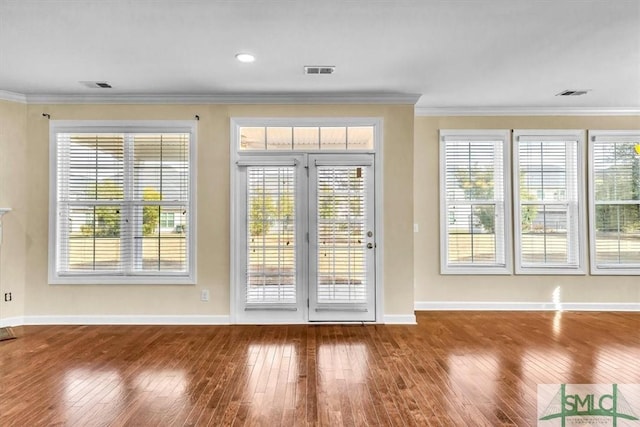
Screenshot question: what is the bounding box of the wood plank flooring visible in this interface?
[0,311,638,426]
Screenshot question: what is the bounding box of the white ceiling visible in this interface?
[1,0,639,110]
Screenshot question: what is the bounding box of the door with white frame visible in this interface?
[308,154,375,321]
[231,120,380,323]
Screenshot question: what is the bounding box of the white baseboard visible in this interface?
[2,314,420,326]
[415,301,640,311]
[22,315,232,325]
[383,314,417,324]
[0,316,25,328]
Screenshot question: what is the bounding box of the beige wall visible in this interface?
[3,101,640,319]
[0,100,28,321]
[12,103,414,318]
[414,115,640,305]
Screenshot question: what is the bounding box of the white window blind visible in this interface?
[589,132,640,273]
[513,132,583,273]
[52,126,193,283]
[246,167,296,305]
[316,166,367,304]
[440,131,511,274]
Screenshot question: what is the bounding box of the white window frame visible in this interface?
[48,120,197,285]
[588,130,640,275]
[230,117,384,323]
[439,129,512,275]
[512,130,586,275]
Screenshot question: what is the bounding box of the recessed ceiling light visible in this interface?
[235,53,255,63]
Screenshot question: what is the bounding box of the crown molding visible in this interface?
[23,92,421,105]
[415,106,640,117]
[0,90,27,104]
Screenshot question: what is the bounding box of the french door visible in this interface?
[234,154,376,323]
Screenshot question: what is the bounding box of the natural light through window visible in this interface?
[513,131,584,274]
[589,131,640,274]
[49,121,196,284]
[239,126,374,151]
[440,130,511,274]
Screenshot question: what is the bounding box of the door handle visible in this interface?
[367,243,374,249]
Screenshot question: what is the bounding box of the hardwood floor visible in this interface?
[0,311,638,426]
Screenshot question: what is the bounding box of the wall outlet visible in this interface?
[200,289,210,302]
[4,292,11,302]
[413,223,419,233]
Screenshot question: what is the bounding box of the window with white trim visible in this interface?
[589,131,640,274]
[439,130,511,274]
[513,131,585,274]
[49,121,196,284]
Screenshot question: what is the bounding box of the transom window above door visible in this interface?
[236,119,378,151]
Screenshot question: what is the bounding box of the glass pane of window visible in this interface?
[347,126,374,150]
[246,167,296,304]
[65,205,122,272]
[447,204,497,264]
[133,134,190,202]
[595,204,640,265]
[519,141,567,201]
[593,141,639,202]
[266,127,293,150]
[239,127,266,150]
[293,127,320,150]
[445,140,501,201]
[131,205,187,272]
[520,204,569,264]
[320,127,347,150]
[65,134,124,201]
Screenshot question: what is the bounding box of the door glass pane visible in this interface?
[246,167,296,304]
[316,166,367,304]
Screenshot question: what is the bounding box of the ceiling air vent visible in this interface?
[79,81,113,89]
[304,66,335,75]
[556,89,589,96]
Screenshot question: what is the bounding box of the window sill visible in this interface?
[440,265,512,275]
[515,266,586,275]
[589,267,640,276]
[49,274,196,285]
